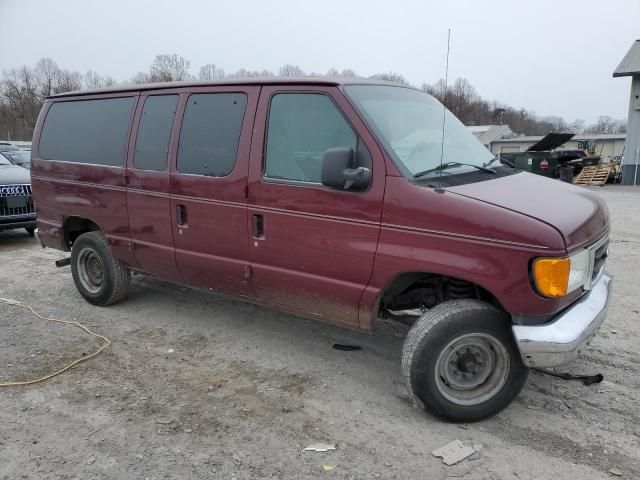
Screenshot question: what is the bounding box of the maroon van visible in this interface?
[30,78,612,421]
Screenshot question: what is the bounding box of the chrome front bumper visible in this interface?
[512,273,613,368]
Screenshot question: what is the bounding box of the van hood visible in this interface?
[447,172,608,249]
[0,164,31,185]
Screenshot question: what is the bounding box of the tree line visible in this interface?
[0,54,626,141]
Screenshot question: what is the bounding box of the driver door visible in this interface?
[247,85,385,328]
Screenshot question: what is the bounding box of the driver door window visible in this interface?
[264,93,357,183]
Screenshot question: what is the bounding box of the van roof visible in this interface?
[49,76,410,98]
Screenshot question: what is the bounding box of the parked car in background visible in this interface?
[0,141,32,151]
[1,150,31,169]
[0,150,36,235]
[31,78,611,421]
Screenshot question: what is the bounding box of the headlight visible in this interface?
[567,249,591,293]
[532,249,590,298]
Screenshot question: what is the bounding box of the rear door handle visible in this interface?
[252,214,264,237]
[176,204,187,226]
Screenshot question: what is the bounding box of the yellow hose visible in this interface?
[0,298,111,387]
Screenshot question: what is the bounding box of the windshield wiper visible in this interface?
[483,156,514,168]
[414,162,496,179]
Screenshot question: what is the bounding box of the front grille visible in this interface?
[0,184,35,219]
[592,239,609,282]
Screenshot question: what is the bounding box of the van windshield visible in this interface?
[344,85,493,177]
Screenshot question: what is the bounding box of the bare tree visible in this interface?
[149,54,192,82]
[614,120,627,134]
[568,119,585,134]
[326,68,359,77]
[32,59,83,97]
[228,69,263,78]
[447,78,479,123]
[1,66,40,134]
[198,64,225,80]
[422,77,479,124]
[585,115,624,134]
[83,70,115,89]
[34,58,61,99]
[0,58,85,139]
[128,71,150,85]
[278,64,305,77]
[370,72,410,86]
[422,79,445,102]
[54,69,82,94]
[0,56,629,141]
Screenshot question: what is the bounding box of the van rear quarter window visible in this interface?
[39,97,136,166]
[177,93,247,176]
[134,95,178,171]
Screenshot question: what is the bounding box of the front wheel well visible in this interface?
[63,216,101,249]
[374,272,505,326]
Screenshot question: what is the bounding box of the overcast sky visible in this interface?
[1,0,637,123]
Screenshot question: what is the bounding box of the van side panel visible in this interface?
[357,176,579,330]
[31,163,137,266]
[31,94,139,268]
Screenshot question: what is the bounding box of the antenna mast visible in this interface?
[438,29,451,174]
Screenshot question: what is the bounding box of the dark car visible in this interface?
[0,152,36,235]
[1,150,31,169]
[31,78,611,421]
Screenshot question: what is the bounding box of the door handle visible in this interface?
[252,214,264,237]
[176,204,187,226]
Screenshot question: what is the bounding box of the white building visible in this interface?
[467,125,514,148]
[489,133,625,163]
[466,125,625,163]
[614,39,640,185]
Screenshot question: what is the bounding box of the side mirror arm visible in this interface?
[343,167,371,190]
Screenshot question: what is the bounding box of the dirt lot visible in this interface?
[1,186,639,480]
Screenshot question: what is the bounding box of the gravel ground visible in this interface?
[1,185,639,480]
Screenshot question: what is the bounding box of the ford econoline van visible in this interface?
[30,78,612,421]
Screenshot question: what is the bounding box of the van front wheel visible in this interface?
[71,231,129,306]
[402,299,528,422]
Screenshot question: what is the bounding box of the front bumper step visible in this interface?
[512,273,613,368]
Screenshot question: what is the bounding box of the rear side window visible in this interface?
[264,93,357,183]
[134,95,178,171]
[39,97,136,166]
[177,93,247,176]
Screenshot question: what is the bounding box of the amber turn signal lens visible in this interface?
[532,257,570,298]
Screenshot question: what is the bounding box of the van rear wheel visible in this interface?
[402,299,528,422]
[71,231,129,306]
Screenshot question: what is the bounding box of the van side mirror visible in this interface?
[321,147,371,191]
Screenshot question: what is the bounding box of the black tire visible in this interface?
[70,231,129,306]
[402,299,528,422]
[25,227,35,236]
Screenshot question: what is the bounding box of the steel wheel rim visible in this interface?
[434,333,510,406]
[77,247,104,294]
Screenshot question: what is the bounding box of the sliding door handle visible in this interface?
[176,204,187,226]
[252,214,264,237]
